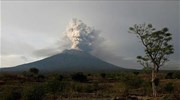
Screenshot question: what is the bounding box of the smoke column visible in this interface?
[65,18,99,52]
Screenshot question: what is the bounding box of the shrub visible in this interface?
[23,85,45,100]
[46,79,65,100]
[29,68,39,75]
[133,71,139,75]
[72,72,87,82]
[123,73,143,89]
[100,73,106,78]
[164,82,174,93]
[165,72,174,79]
[22,71,33,78]
[85,84,98,93]
[173,72,180,79]
[71,83,84,92]
[142,67,152,74]
[37,74,45,82]
[71,83,97,93]
[56,74,64,81]
[3,87,21,100]
[142,80,152,95]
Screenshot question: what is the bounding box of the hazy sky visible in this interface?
[1,1,180,69]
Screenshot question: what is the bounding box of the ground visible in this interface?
[0,70,180,100]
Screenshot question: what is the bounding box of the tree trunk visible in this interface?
[152,68,157,97]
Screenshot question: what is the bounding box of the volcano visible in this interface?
[1,49,125,72]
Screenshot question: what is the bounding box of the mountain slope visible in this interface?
[1,49,125,72]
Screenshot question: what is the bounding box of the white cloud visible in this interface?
[1,55,31,67]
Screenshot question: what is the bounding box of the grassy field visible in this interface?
[0,69,180,100]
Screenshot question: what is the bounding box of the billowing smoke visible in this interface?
[65,18,99,52]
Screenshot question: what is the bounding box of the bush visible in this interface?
[46,79,65,100]
[164,82,174,93]
[123,73,143,89]
[3,87,21,100]
[142,67,152,74]
[46,79,65,93]
[165,72,174,79]
[142,80,152,95]
[56,74,64,81]
[85,84,98,93]
[22,85,45,100]
[71,83,97,93]
[133,71,139,75]
[173,72,180,79]
[100,73,106,78]
[29,68,39,75]
[72,72,87,82]
[37,74,45,82]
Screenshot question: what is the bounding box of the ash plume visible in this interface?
[65,18,100,52]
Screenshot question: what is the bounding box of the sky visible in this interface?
[1,0,180,70]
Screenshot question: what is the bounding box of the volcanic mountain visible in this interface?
[1,49,125,72]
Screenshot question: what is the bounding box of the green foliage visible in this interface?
[72,72,87,82]
[37,74,45,82]
[173,72,180,79]
[45,78,65,99]
[129,23,174,97]
[129,24,174,70]
[164,82,174,93]
[165,72,174,79]
[133,71,139,75]
[1,71,180,99]
[162,95,174,100]
[22,71,33,78]
[122,73,143,89]
[3,87,21,100]
[142,67,152,74]
[142,80,152,95]
[22,85,45,100]
[71,83,98,93]
[46,79,65,93]
[54,74,64,81]
[100,73,106,78]
[29,68,39,75]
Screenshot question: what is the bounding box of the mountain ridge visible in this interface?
[0,49,125,72]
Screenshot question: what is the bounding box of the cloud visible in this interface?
[0,55,34,67]
[162,60,180,70]
[33,48,61,58]
[32,19,180,70]
[32,36,71,58]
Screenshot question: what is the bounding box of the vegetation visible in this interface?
[129,24,174,97]
[0,68,180,100]
[164,82,174,93]
[71,72,87,82]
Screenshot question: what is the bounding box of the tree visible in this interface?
[100,73,106,78]
[72,72,87,82]
[165,72,173,79]
[129,23,174,97]
[173,72,180,79]
[29,68,39,75]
